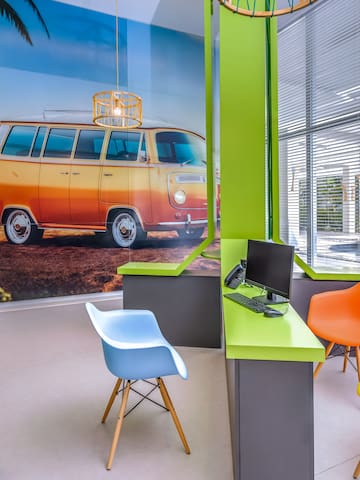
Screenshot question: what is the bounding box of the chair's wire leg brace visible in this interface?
[102,377,190,470]
[126,379,169,417]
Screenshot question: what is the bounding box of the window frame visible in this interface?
[274,0,360,279]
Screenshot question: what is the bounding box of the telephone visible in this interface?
[224,262,246,289]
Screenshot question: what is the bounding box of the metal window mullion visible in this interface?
[305,13,316,265]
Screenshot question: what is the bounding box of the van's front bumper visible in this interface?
[151,214,208,231]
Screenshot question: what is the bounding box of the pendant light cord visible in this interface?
[115,0,119,90]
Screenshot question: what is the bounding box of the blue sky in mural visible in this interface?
[0,0,205,134]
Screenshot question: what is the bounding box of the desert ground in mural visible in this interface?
[0,228,220,301]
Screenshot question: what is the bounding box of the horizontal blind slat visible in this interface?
[278,0,360,271]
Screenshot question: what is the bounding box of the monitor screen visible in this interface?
[245,240,295,305]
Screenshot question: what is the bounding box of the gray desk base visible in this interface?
[227,359,314,480]
[122,270,221,348]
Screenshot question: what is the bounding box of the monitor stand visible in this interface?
[253,291,289,305]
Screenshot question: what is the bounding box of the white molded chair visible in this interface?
[85,302,190,470]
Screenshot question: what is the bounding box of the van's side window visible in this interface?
[156,131,205,166]
[74,129,105,160]
[106,131,141,161]
[44,128,76,158]
[139,136,147,162]
[2,125,37,156]
[31,127,47,157]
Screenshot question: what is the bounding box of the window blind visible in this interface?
[278,0,360,271]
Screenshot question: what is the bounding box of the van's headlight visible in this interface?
[174,190,186,205]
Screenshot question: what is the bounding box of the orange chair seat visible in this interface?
[308,284,360,347]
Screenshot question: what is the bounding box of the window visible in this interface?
[139,136,147,161]
[106,131,141,161]
[156,131,205,166]
[278,0,360,272]
[2,125,36,156]
[74,129,105,160]
[44,128,76,158]
[31,127,46,157]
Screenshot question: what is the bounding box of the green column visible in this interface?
[219,6,267,240]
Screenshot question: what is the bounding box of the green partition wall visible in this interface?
[219,6,268,240]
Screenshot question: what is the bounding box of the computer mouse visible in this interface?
[264,309,283,318]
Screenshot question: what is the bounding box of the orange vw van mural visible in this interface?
[0,121,210,248]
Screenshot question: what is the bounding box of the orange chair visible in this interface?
[307,283,360,382]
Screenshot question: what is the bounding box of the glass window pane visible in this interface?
[44,128,76,158]
[278,0,360,273]
[106,131,140,161]
[74,129,105,160]
[139,136,147,161]
[31,127,47,157]
[2,126,36,156]
[155,131,205,165]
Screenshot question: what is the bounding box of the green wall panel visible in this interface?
[219,7,267,240]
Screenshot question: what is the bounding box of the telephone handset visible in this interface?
[224,260,246,289]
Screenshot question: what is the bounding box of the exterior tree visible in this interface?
[0,0,50,45]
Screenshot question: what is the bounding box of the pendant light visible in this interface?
[92,0,142,128]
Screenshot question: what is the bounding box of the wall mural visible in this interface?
[0,0,218,302]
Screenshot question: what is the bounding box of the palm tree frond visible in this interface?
[23,0,50,38]
[0,1,32,44]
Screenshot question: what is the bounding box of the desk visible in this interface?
[224,287,324,363]
[122,269,221,348]
[222,239,324,480]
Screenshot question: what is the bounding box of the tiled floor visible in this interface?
[314,353,360,479]
[0,293,359,479]
[0,294,233,480]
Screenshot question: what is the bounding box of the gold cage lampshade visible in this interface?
[93,90,143,128]
[218,0,317,17]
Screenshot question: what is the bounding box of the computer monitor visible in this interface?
[245,240,295,305]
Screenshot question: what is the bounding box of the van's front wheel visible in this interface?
[110,211,147,248]
[4,209,43,245]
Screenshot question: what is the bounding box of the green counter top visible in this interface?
[117,262,182,276]
[222,239,325,362]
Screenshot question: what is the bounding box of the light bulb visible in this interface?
[113,106,122,116]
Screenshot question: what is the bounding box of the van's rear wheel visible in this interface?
[109,211,147,248]
[4,209,43,245]
[177,227,204,240]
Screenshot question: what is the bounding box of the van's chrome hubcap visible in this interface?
[7,211,31,243]
[112,213,136,247]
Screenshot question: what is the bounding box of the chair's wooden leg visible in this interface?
[343,346,351,373]
[314,342,335,379]
[102,378,122,424]
[355,347,360,383]
[353,460,360,479]
[157,377,190,454]
[106,380,131,470]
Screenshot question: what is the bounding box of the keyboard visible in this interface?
[223,292,281,315]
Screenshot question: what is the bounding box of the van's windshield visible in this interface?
[156,131,205,166]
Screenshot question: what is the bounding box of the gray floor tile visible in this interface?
[0,297,233,480]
